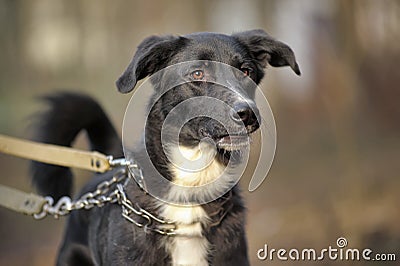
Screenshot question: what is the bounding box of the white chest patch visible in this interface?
[168,144,225,187]
[161,204,210,266]
[162,144,230,265]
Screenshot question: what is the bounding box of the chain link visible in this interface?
[33,160,177,236]
[33,169,126,219]
[116,184,176,235]
[32,158,230,236]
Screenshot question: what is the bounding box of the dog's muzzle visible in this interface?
[214,101,260,151]
[230,101,259,130]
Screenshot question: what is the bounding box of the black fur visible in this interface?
[31,30,300,265]
[30,93,123,201]
[233,29,301,75]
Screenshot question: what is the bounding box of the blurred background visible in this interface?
[0,0,399,265]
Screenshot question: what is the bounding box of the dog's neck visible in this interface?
[139,107,239,265]
[167,144,224,186]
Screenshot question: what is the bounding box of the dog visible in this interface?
[31,29,300,265]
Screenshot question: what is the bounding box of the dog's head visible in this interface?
[117,30,299,189]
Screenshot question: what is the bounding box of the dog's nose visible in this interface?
[230,102,259,128]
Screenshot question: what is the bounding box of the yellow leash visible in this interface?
[0,184,48,216]
[0,134,121,217]
[0,134,111,173]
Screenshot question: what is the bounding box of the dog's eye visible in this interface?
[191,70,205,80]
[240,67,252,77]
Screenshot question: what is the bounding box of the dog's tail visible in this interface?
[30,92,123,200]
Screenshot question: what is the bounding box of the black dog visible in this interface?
[31,29,300,265]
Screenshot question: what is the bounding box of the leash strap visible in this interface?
[0,134,135,217]
[0,134,111,173]
[0,184,47,215]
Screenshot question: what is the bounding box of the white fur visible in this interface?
[161,204,210,266]
[165,144,237,204]
[168,143,224,187]
[162,143,229,265]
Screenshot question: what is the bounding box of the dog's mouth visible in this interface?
[216,134,250,151]
[197,125,258,152]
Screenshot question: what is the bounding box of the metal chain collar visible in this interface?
[116,183,177,235]
[33,169,126,219]
[33,159,177,236]
[32,158,232,236]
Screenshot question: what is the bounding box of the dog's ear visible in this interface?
[233,29,301,75]
[116,35,188,93]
